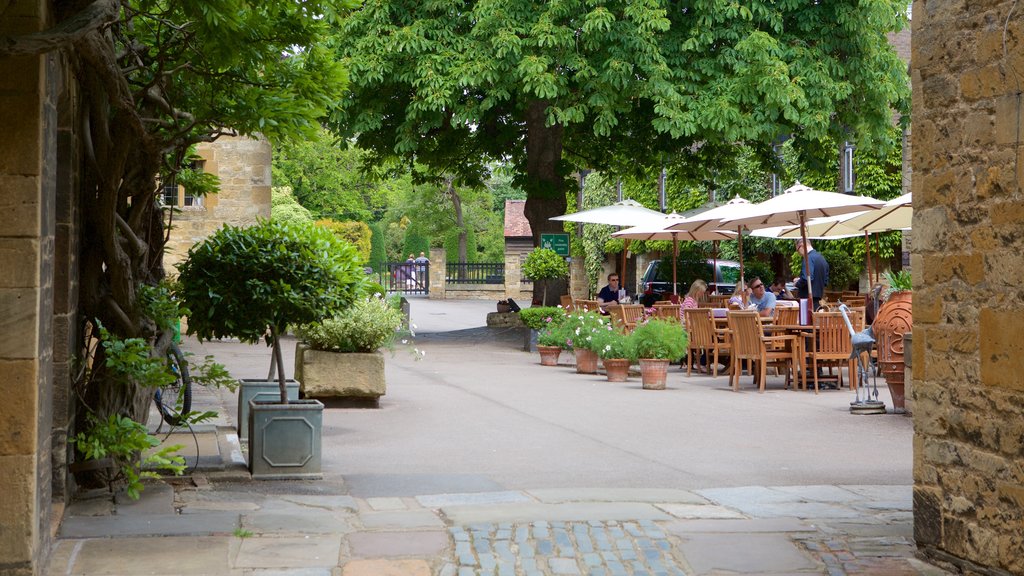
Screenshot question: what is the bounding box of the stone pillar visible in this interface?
[569,256,587,300]
[912,3,1024,574]
[0,3,58,572]
[503,251,521,300]
[428,248,445,300]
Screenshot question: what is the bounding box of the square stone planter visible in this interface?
[295,343,385,401]
[248,398,323,480]
[237,378,299,441]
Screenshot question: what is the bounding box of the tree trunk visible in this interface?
[446,178,468,264]
[522,100,568,306]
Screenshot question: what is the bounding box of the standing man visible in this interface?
[793,238,829,311]
[746,277,776,317]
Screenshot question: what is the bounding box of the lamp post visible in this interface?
[842,141,855,194]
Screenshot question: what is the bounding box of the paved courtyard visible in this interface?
[47,298,947,576]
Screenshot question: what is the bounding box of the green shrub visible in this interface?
[519,306,565,330]
[299,296,405,353]
[316,219,372,263]
[522,248,569,305]
[883,269,912,297]
[821,249,861,291]
[630,318,688,360]
[561,311,610,352]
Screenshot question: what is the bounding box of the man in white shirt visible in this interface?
[746,277,776,317]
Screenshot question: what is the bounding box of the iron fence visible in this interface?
[378,261,429,295]
[446,262,504,284]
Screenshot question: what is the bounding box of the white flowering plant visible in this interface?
[593,326,634,360]
[560,310,609,352]
[298,295,423,359]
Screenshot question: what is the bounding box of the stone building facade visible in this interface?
[911,2,1024,574]
[162,136,272,271]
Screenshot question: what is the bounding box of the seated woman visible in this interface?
[728,280,749,309]
[680,279,709,371]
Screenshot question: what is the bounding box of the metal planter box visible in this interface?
[237,379,299,441]
[247,398,323,480]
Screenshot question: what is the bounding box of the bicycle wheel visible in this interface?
[154,342,192,427]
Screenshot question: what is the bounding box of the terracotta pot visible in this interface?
[497,302,511,313]
[602,358,630,382]
[537,345,561,367]
[574,348,599,374]
[639,358,670,390]
[874,290,912,413]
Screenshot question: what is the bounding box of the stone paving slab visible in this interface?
[676,533,820,574]
[655,502,747,519]
[441,502,672,525]
[663,517,817,534]
[113,481,176,515]
[345,530,449,557]
[59,511,240,538]
[341,559,432,576]
[357,509,446,529]
[240,511,352,534]
[54,536,235,576]
[416,490,533,508]
[233,536,342,569]
[527,487,707,505]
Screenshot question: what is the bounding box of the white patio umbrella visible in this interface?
[723,183,885,321]
[668,196,760,298]
[613,212,736,295]
[751,192,911,284]
[551,199,668,281]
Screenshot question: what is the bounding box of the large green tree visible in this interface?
[333,0,909,258]
[1,0,356,425]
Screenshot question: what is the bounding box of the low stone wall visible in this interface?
[444,284,532,301]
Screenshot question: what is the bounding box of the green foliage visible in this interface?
[658,245,713,289]
[96,323,177,390]
[137,281,186,335]
[316,219,372,263]
[593,327,634,360]
[884,269,912,295]
[72,414,185,500]
[742,261,775,288]
[519,307,566,331]
[821,249,861,291]
[271,128,389,221]
[234,528,254,539]
[537,325,567,348]
[298,296,406,353]
[522,248,569,281]
[578,173,620,293]
[272,186,314,225]
[631,319,688,361]
[368,222,388,272]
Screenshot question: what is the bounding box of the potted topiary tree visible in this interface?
[294,295,408,405]
[177,219,365,478]
[521,248,569,306]
[630,319,688,390]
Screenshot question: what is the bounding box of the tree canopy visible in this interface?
[333,0,911,257]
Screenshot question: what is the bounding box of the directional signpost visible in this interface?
[540,233,570,256]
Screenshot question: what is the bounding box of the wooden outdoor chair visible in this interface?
[682,308,730,377]
[773,305,799,326]
[576,299,601,314]
[807,311,858,393]
[620,305,645,332]
[653,303,682,324]
[607,306,628,333]
[559,294,575,312]
[726,311,799,393]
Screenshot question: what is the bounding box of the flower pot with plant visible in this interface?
[519,306,564,352]
[630,319,688,390]
[521,248,569,307]
[594,327,633,382]
[295,295,409,403]
[177,219,365,478]
[875,269,912,413]
[562,311,609,374]
[527,307,569,364]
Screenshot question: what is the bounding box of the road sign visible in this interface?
[540,233,570,256]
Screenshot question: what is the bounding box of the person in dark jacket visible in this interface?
[792,238,829,311]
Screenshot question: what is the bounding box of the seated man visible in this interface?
[596,273,624,310]
[746,277,776,317]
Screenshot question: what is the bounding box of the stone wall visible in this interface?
[163,136,272,270]
[912,2,1024,574]
[0,1,63,572]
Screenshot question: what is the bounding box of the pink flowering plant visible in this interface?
[560,310,609,352]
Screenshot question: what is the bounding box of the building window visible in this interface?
[160,160,206,208]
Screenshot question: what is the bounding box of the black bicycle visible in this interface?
[154,342,192,427]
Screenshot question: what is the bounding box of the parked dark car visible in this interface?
[639,259,741,298]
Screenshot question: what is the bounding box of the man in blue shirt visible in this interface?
[793,238,829,311]
[746,277,776,317]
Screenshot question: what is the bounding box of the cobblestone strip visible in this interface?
[449,520,687,576]
[797,535,930,576]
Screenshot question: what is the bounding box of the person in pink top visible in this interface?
[679,279,708,319]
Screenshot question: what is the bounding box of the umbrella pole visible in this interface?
[672,233,678,296]
[737,226,746,305]
[864,231,872,291]
[712,240,719,296]
[874,234,883,285]
[621,239,630,292]
[800,212,811,324]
